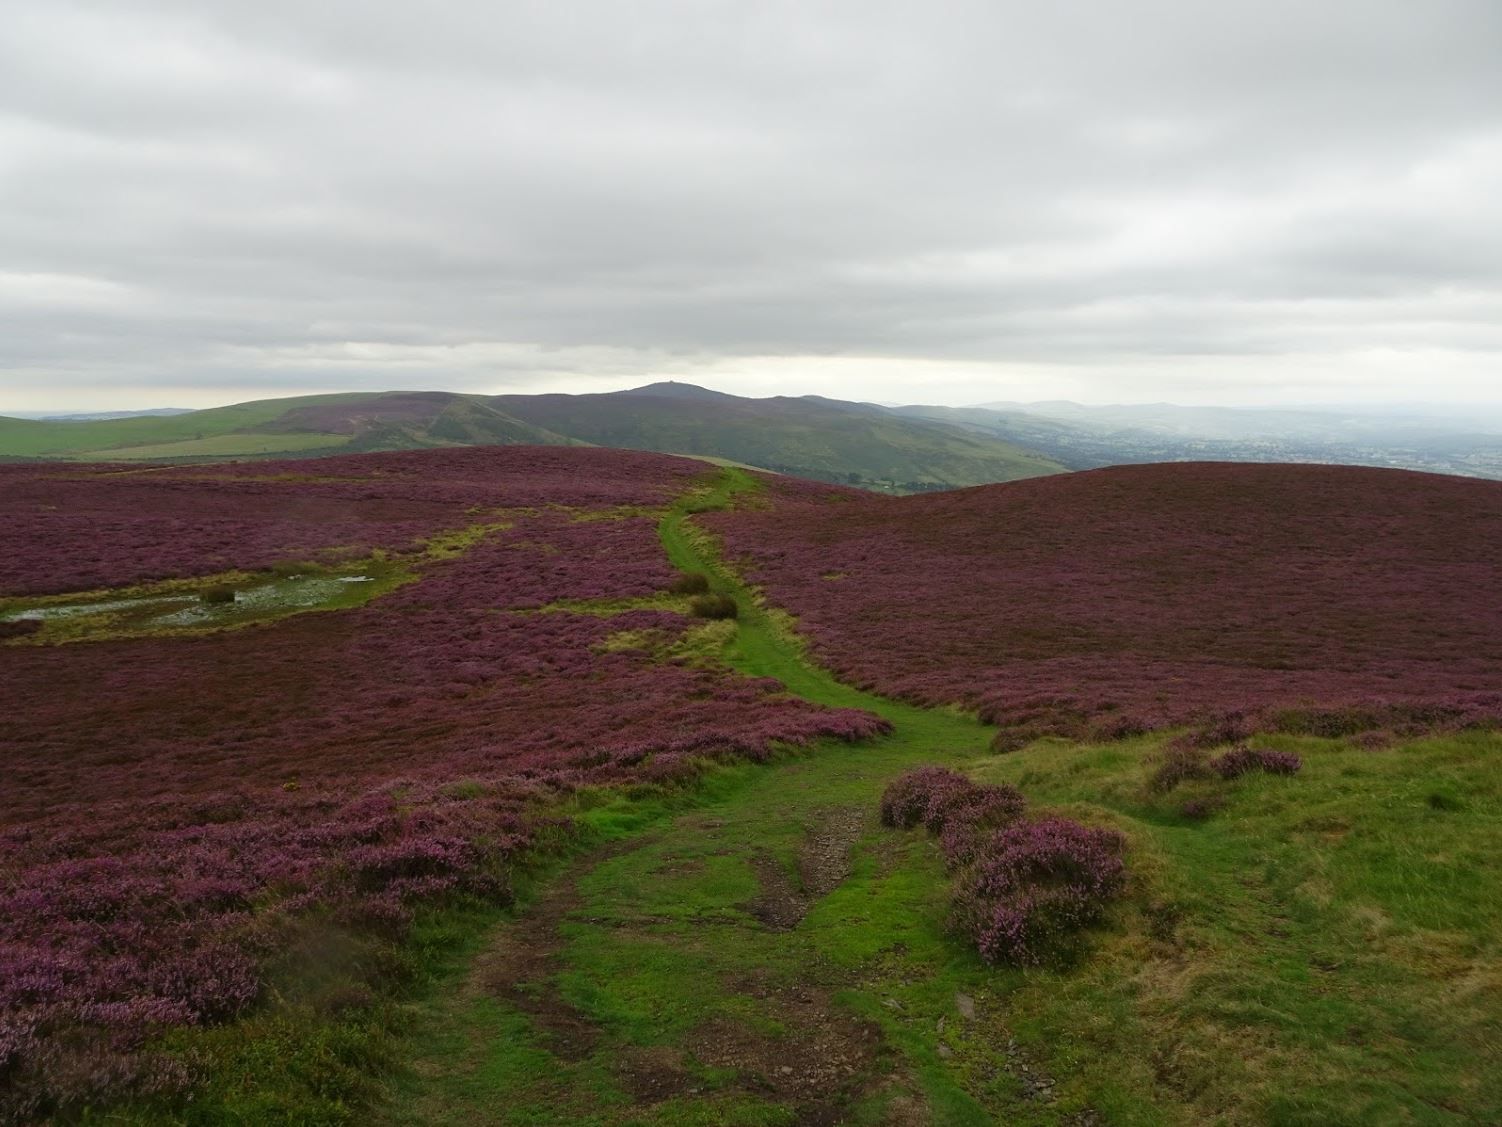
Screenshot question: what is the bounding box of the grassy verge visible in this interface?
[967,731,1502,1124]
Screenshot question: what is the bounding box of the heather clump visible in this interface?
[688,592,738,619]
[1209,745,1302,779]
[879,767,971,829]
[668,571,711,595]
[879,766,1123,965]
[878,768,1025,867]
[1179,796,1226,821]
[954,818,1127,967]
[1148,741,1300,818]
[1148,746,1213,793]
[936,786,1028,868]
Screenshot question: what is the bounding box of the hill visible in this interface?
[493,381,1065,490]
[0,391,579,462]
[0,384,1067,492]
[708,461,1502,741]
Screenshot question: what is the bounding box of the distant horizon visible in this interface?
[9,379,1502,421]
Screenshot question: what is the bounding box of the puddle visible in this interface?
[2,572,387,642]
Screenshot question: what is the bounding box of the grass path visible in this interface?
[383,469,1104,1125]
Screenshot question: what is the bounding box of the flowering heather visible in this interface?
[954,819,1128,967]
[1148,746,1215,793]
[1209,746,1303,779]
[880,769,1123,964]
[0,446,707,596]
[0,447,886,1119]
[879,768,1026,869]
[708,462,1502,740]
[879,767,971,829]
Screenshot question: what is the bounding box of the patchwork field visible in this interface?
[4,451,1499,1125]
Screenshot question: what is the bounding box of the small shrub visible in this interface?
[1179,712,1256,748]
[1426,791,1465,812]
[1209,745,1302,779]
[199,584,237,605]
[688,593,738,620]
[937,785,1028,867]
[880,767,1028,868]
[955,818,1127,966]
[669,572,711,595]
[879,767,971,829]
[1179,796,1225,821]
[268,559,320,579]
[1149,746,1212,793]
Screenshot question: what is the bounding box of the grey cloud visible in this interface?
[1,0,1500,410]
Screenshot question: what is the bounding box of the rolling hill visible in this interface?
[708,460,1502,740]
[0,391,579,462]
[493,381,1065,489]
[0,384,1066,491]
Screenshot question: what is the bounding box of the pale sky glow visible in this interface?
[1,1,1500,412]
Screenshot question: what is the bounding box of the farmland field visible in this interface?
[4,451,1500,1125]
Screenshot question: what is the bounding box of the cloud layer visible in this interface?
[3,0,1500,409]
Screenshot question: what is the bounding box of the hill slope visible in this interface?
[708,461,1502,740]
[0,384,1067,491]
[493,381,1065,489]
[0,391,579,461]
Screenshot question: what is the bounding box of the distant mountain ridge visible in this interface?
[0,385,1066,493]
[15,408,193,421]
[8,385,1502,485]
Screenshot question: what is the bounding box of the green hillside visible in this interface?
[0,392,576,461]
[0,383,1067,491]
[493,382,1066,490]
[0,394,375,458]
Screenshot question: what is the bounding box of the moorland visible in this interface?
[3,448,1499,1125]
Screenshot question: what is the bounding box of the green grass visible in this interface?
[74,432,352,460]
[0,394,373,457]
[967,732,1502,1124]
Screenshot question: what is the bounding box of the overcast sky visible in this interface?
[2,0,1500,412]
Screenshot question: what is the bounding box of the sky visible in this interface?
[2,0,1500,413]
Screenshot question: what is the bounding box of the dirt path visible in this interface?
[747,806,866,931]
